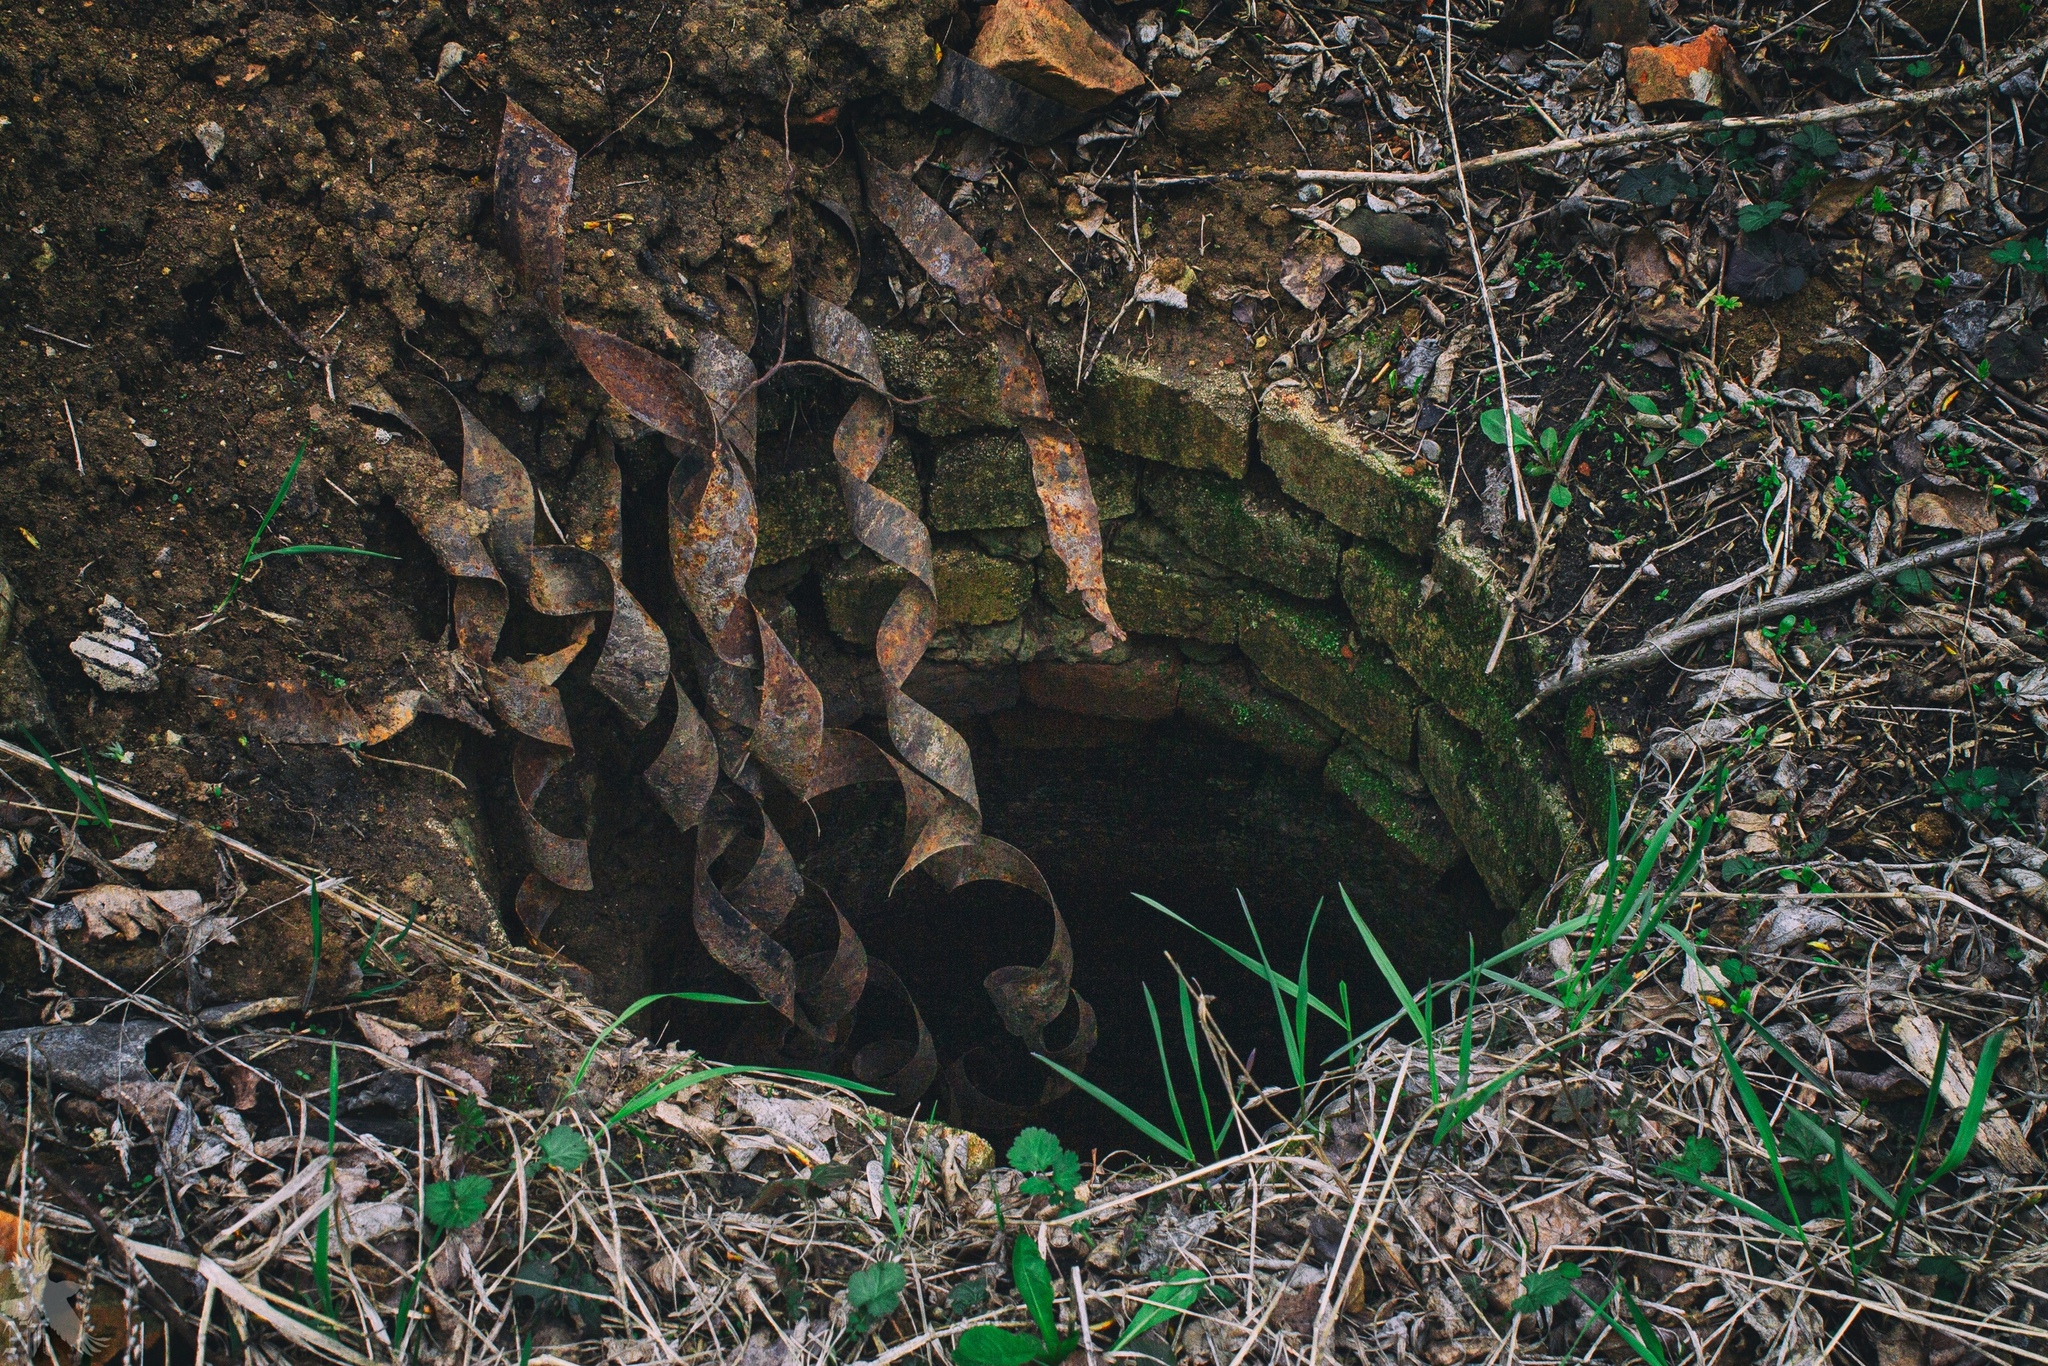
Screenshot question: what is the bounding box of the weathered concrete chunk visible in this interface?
[1144,464,1343,599]
[1179,658,1339,771]
[968,0,1146,111]
[1259,389,1443,556]
[756,444,921,564]
[930,432,1136,530]
[1021,648,1181,720]
[1236,595,1418,762]
[821,545,1031,642]
[1324,740,1462,874]
[1043,335,1255,477]
[1416,706,1581,913]
[1341,524,1532,744]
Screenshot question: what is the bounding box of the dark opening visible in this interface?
[498,694,1503,1157]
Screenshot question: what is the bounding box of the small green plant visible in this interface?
[530,1123,590,1174]
[450,1094,490,1154]
[845,1260,907,1337]
[1990,235,2048,275]
[1009,1127,1084,1213]
[1737,200,1791,232]
[1907,58,1935,77]
[215,441,400,614]
[1656,1134,1723,1182]
[1937,767,2027,827]
[1869,186,1897,213]
[1708,292,1743,310]
[424,1173,493,1231]
[955,1236,1078,1366]
[1513,1262,1668,1365]
[1615,163,1697,207]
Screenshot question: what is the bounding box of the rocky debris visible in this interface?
[1626,28,1737,108]
[969,0,1146,111]
[69,595,162,694]
[1333,209,1452,269]
[0,1018,169,1094]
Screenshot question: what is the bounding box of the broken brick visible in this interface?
[969,0,1146,112]
[1626,28,1737,109]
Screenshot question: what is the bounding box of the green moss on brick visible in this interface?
[1341,524,1531,744]
[1324,740,1461,874]
[874,331,1013,437]
[1259,388,1443,556]
[1143,465,1342,599]
[931,434,1137,531]
[823,546,1031,642]
[1415,706,1585,913]
[935,546,1032,626]
[754,444,922,565]
[1039,333,1255,477]
[1179,659,1340,771]
[1237,594,1418,762]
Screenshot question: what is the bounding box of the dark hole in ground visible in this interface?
[493,696,1503,1158]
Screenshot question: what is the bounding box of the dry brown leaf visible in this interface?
[1908,487,1999,534]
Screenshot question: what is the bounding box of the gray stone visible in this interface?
[1259,388,1444,556]
[1144,464,1342,599]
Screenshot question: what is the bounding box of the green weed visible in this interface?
[215,441,399,614]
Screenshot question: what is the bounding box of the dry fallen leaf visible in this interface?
[1907,488,1999,534]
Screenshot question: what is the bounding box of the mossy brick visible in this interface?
[935,546,1033,626]
[1143,464,1342,599]
[1236,595,1418,761]
[820,546,1030,643]
[1341,523,1531,744]
[1040,546,1247,643]
[1179,658,1339,771]
[1040,334,1255,477]
[1324,740,1461,874]
[754,444,922,564]
[1416,706,1583,912]
[874,330,1013,437]
[1259,388,1443,557]
[930,432,1136,530]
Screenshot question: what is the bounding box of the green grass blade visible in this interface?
[1145,984,1194,1162]
[1136,894,1344,1025]
[249,544,403,562]
[1667,1170,1803,1239]
[1108,1269,1206,1353]
[1478,967,1565,1010]
[1457,944,1477,1098]
[1034,1054,1194,1162]
[1291,902,1318,1092]
[573,991,760,1087]
[1921,1028,2007,1187]
[1710,1021,1806,1242]
[255,443,307,546]
[18,729,111,829]
[1180,977,1223,1158]
[314,1044,338,1316]
[608,1064,883,1128]
[1243,898,1305,1092]
[1339,886,1426,1039]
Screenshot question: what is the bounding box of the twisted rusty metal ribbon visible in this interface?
[432,100,1101,1112]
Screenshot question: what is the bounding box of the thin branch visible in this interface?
[1523,514,2046,708]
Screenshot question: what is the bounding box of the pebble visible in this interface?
[195,120,225,163]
